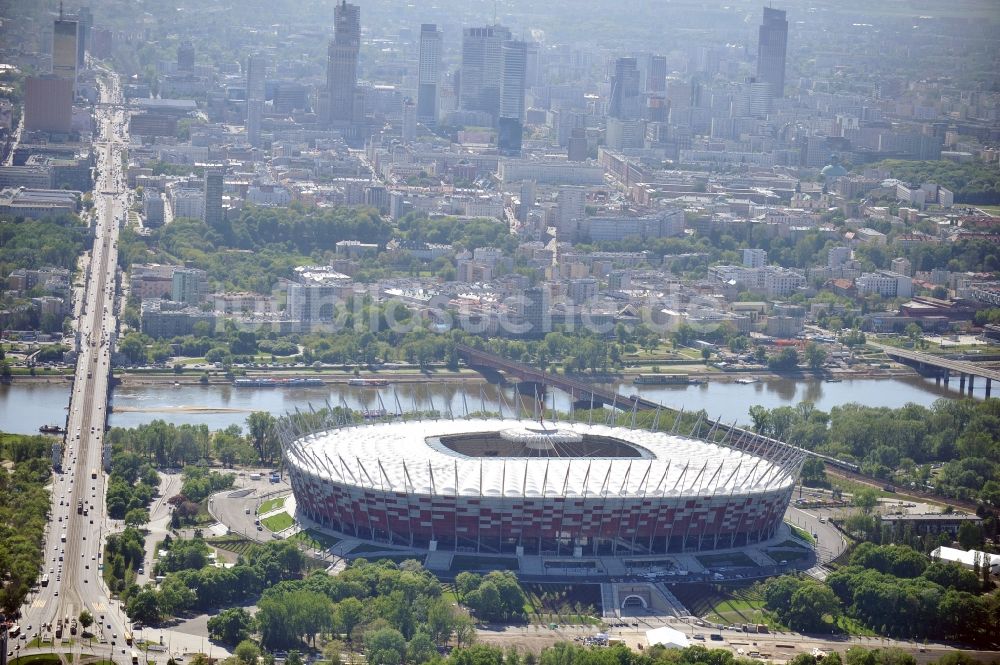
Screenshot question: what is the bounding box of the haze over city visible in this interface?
[0,3,998,665]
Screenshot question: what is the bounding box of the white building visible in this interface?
[743,248,767,268]
[498,159,604,186]
[856,270,913,298]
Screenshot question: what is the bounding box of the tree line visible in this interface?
[746,398,1000,516]
[125,537,306,624]
[105,415,280,468]
[0,433,51,614]
[762,542,998,645]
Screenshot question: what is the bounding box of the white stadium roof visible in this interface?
[284,419,796,498]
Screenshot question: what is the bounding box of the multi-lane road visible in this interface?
[14,68,136,662]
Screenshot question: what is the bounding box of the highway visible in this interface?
[13,67,136,662]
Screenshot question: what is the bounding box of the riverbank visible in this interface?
[3,361,923,386]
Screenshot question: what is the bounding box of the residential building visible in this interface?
[140,299,216,337]
[856,270,913,298]
[171,268,208,305]
[743,248,767,268]
[203,169,223,227]
[143,189,165,227]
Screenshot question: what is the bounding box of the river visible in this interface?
[0,373,986,435]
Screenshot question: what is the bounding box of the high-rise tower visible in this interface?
[416,24,442,125]
[327,1,361,124]
[498,40,527,155]
[203,170,224,228]
[52,7,79,87]
[609,57,641,120]
[756,6,788,99]
[460,25,511,117]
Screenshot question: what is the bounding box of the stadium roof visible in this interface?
[284,419,798,498]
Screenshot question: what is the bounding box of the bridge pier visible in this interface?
[573,397,606,410]
[959,374,966,392]
[468,364,505,385]
[515,380,546,397]
[968,375,975,394]
[987,379,992,398]
[943,370,949,385]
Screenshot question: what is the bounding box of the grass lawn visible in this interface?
[11,655,63,665]
[258,496,286,514]
[207,534,258,556]
[290,528,341,549]
[836,614,877,637]
[685,587,786,631]
[697,551,758,568]
[261,511,295,532]
[827,475,896,500]
[788,524,816,544]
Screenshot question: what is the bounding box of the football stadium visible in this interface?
[281,415,804,556]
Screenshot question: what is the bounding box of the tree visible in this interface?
[247,412,278,463]
[335,597,365,640]
[364,627,407,665]
[126,588,161,624]
[453,614,476,648]
[124,508,150,528]
[78,610,94,632]
[804,342,828,370]
[454,572,482,601]
[957,520,982,550]
[787,583,841,632]
[234,640,261,665]
[407,631,437,664]
[701,347,712,364]
[801,457,827,486]
[323,640,345,665]
[208,607,255,645]
[852,487,879,514]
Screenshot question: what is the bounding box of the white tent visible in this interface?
[645,626,691,649]
[930,546,1000,573]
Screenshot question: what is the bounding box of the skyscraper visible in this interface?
[203,170,224,228]
[416,24,442,125]
[498,40,527,155]
[327,1,361,124]
[645,54,667,93]
[756,6,788,99]
[52,13,79,86]
[609,57,641,120]
[246,99,264,148]
[401,98,416,143]
[460,25,511,117]
[245,53,267,102]
[245,53,267,148]
[76,6,93,68]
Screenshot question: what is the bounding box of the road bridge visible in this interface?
[873,342,997,397]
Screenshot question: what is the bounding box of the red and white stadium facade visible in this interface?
[282,418,804,556]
